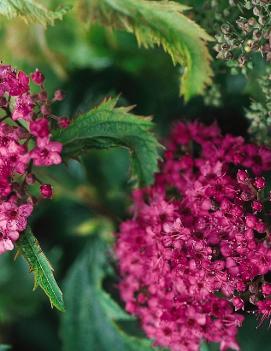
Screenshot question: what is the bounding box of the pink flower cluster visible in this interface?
[116,122,271,351]
[0,64,68,254]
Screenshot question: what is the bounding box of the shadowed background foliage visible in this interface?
[0,0,270,350]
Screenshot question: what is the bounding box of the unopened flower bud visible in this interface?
[58,117,70,129]
[254,176,265,190]
[40,184,53,199]
[252,200,263,212]
[237,169,249,183]
[53,89,64,101]
[262,283,271,296]
[31,69,45,85]
[40,104,51,116]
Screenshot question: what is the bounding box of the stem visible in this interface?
[35,25,68,80]
[14,120,29,132]
[0,115,8,122]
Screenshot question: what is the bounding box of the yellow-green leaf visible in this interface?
[77,0,213,101]
[0,0,71,26]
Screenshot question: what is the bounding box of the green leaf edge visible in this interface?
[55,97,163,186]
[61,235,167,351]
[0,0,72,26]
[77,0,213,101]
[16,227,65,312]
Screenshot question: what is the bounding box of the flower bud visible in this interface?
[31,69,45,85]
[53,89,64,101]
[40,184,53,199]
[262,283,271,296]
[254,176,265,190]
[252,200,263,212]
[237,169,249,183]
[58,117,70,129]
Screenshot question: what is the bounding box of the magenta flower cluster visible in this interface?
[0,64,68,254]
[116,122,271,351]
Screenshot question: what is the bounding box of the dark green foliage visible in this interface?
[61,235,166,351]
[0,346,11,350]
[76,0,213,100]
[0,1,270,351]
[246,68,271,142]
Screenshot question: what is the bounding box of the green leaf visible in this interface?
[0,0,71,26]
[200,343,210,351]
[61,236,165,351]
[76,0,213,100]
[238,316,271,351]
[16,227,65,312]
[55,98,161,186]
[0,346,11,351]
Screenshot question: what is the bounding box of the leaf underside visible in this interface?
[16,227,65,312]
[76,0,213,100]
[0,0,70,26]
[55,97,162,186]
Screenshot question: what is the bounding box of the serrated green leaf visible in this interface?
[0,0,71,26]
[55,97,161,186]
[61,236,166,351]
[16,227,65,312]
[77,0,213,101]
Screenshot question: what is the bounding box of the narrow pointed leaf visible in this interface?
[16,227,65,312]
[55,98,161,186]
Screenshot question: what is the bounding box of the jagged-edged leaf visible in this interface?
[55,98,161,186]
[76,0,213,101]
[16,227,65,312]
[61,236,166,351]
[0,0,70,26]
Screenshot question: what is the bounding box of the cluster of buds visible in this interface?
[246,68,271,142]
[215,0,271,69]
[117,122,271,351]
[0,64,69,254]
